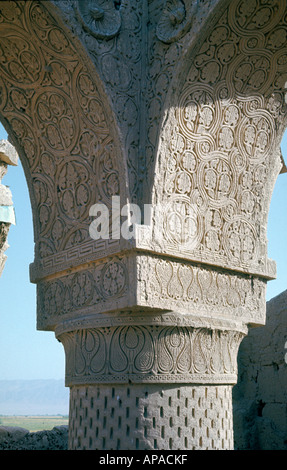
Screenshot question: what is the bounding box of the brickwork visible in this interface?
[69,384,233,450]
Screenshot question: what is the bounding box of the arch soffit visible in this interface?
[150,0,287,280]
[0,0,128,280]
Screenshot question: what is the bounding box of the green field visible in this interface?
[0,415,69,432]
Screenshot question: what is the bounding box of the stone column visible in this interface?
[0,140,18,278]
[34,0,286,450]
[0,0,286,452]
[53,250,263,450]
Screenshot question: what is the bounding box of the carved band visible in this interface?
[58,324,245,386]
[37,252,266,331]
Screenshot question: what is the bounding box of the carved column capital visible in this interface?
[36,250,266,332]
[57,322,246,387]
[1,0,287,450]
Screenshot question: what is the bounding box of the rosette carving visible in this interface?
[76,0,121,40]
[156,0,197,44]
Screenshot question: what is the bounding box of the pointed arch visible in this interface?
[150,0,287,281]
[0,0,128,286]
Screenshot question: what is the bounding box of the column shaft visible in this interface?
[68,383,234,450]
[58,320,245,450]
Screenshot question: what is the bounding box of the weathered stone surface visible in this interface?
[0,185,13,206]
[233,290,287,450]
[0,426,29,444]
[0,140,18,166]
[0,139,17,277]
[0,425,68,451]
[69,384,233,450]
[0,0,286,450]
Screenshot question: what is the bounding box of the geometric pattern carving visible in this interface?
[0,0,125,271]
[37,252,266,330]
[68,384,234,450]
[137,254,266,325]
[1,0,286,452]
[37,256,128,330]
[152,0,287,279]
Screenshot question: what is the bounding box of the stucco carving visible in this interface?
[156,0,198,44]
[0,0,127,279]
[152,0,287,280]
[137,255,266,325]
[0,0,286,451]
[76,0,122,40]
[36,250,265,333]
[59,324,244,386]
[37,255,130,330]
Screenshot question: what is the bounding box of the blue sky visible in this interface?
[0,124,286,380]
[0,124,65,380]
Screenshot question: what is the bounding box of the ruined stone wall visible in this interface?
[0,425,68,450]
[0,140,17,278]
[233,290,287,450]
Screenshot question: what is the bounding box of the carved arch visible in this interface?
[151,0,287,280]
[0,0,128,283]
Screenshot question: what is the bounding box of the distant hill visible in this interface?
[0,379,69,416]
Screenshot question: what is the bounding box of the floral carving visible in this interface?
[156,0,197,44]
[76,0,121,40]
[0,1,124,268]
[101,261,126,298]
[38,256,128,328]
[36,91,76,151]
[138,255,266,325]
[152,0,287,279]
[59,325,245,385]
[57,160,91,221]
